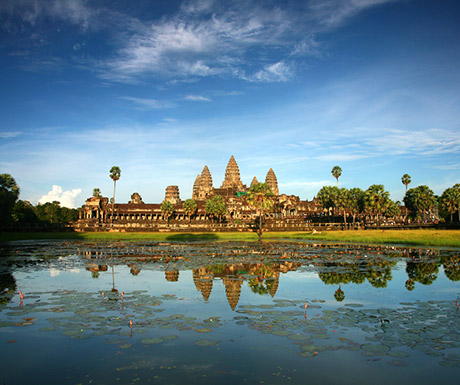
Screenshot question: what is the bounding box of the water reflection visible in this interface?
[0,240,460,385]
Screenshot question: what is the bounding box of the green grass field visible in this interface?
[1,229,460,247]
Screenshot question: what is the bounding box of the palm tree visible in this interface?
[401,174,411,193]
[403,185,436,222]
[364,184,390,227]
[247,183,274,240]
[337,188,351,227]
[317,185,340,216]
[160,200,175,225]
[454,184,460,221]
[331,166,342,187]
[92,188,102,197]
[205,195,226,224]
[440,186,460,222]
[0,174,20,227]
[183,199,198,223]
[109,166,121,227]
[348,187,364,225]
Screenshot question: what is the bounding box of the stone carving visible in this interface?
[250,176,258,187]
[130,192,144,204]
[265,168,279,196]
[221,155,243,190]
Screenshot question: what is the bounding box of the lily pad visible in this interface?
[361,344,390,354]
[387,360,409,367]
[194,339,221,346]
[140,337,164,344]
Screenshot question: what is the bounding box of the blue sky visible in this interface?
[1,0,459,208]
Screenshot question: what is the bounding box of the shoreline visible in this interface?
[1,229,460,248]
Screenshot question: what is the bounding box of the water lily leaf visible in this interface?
[194,339,221,346]
[140,337,164,344]
[387,360,409,367]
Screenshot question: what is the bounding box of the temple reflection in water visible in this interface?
[85,257,300,310]
[80,242,460,310]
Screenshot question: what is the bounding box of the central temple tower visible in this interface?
[220,155,244,189]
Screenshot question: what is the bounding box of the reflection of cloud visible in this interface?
[38,185,82,208]
[50,268,60,277]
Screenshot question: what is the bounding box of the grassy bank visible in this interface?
[1,229,460,247]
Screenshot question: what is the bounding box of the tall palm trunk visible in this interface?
[111,180,116,227]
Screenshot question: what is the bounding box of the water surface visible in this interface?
[1,240,459,384]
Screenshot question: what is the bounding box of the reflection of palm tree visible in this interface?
[405,278,415,291]
[442,256,460,281]
[406,261,438,285]
[334,286,345,302]
[111,265,118,292]
[248,278,269,295]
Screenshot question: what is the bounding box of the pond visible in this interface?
[0,240,459,384]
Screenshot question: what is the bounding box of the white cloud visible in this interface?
[308,0,396,27]
[38,185,82,208]
[248,61,292,82]
[103,4,293,82]
[120,96,175,110]
[184,94,211,102]
[1,0,95,30]
[0,131,21,138]
[362,128,460,156]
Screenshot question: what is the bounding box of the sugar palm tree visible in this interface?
[109,166,121,227]
[331,166,342,187]
[440,186,460,222]
[183,199,197,223]
[401,174,411,193]
[92,188,102,197]
[403,185,436,222]
[364,184,390,227]
[247,183,274,240]
[160,200,175,226]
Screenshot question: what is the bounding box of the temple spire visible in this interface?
[265,168,279,196]
[221,155,243,189]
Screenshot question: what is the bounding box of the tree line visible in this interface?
[316,167,460,225]
[0,174,79,229]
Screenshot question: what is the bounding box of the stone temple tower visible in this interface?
[165,185,180,204]
[221,156,243,189]
[265,168,279,196]
[192,165,214,200]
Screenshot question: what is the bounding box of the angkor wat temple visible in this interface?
[76,156,322,231]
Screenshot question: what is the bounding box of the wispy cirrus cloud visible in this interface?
[247,61,293,83]
[362,128,460,156]
[184,94,211,102]
[0,131,21,138]
[0,0,95,31]
[308,0,396,27]
[102,2,303,82]
[120,96,175,110]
